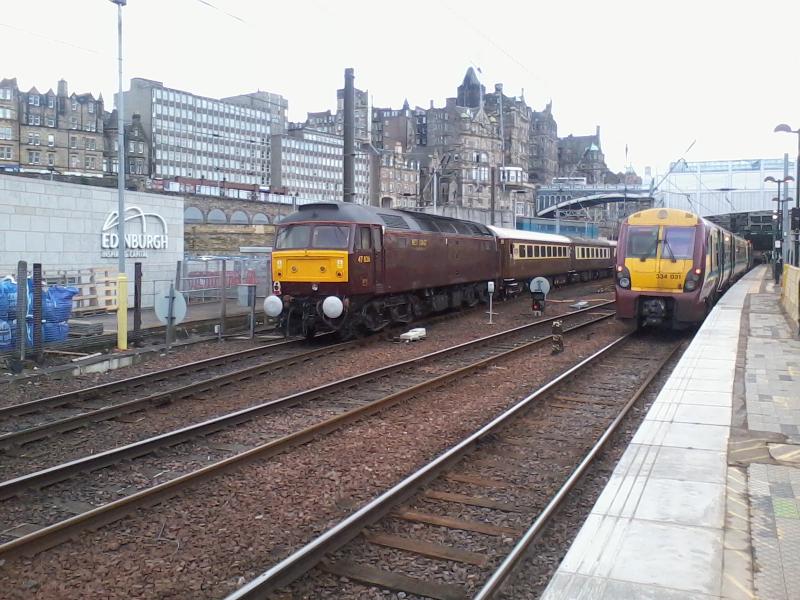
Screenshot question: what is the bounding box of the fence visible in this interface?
[176,257,270,304]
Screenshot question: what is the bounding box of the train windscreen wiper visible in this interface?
[662,236,677,262]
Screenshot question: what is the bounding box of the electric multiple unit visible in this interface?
[615,207,751,328]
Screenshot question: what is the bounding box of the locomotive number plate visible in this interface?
[357,255,372,263]
[655,273,681,279]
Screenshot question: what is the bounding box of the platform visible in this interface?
[542,265,800,600]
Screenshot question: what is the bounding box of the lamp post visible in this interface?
[765,175,795,275]
[110,0,127,351]
[775,124,800,266]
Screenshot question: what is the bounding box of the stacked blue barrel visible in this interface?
[0,277,78,350]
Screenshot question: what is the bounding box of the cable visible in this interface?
[0,23,103,56]
[192,0,247,24]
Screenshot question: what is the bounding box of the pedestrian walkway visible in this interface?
[542,265,800,599]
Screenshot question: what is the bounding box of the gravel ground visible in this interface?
[0,286,625,599]
[0,337,270,410]
[0,284,614,481]
[0,304,614,540]
[282,334,683,599]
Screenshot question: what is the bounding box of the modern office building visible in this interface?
[270,124,369,204]
[119,78,280,187]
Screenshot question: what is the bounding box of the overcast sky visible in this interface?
[3,0,799,174]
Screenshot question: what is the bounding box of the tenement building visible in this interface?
[119,78,282,187]
[270,123,369,204]
[103,111,150,179]
[0,78,104,177]
[529,102,558,184]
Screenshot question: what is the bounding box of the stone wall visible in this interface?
[781,264,800,329]
[0,174,183,307]
[185,223,276,256]
[184,194,296,224]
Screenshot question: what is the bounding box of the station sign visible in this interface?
[100,206,170,258]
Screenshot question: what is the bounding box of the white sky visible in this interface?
[2,0,799,174]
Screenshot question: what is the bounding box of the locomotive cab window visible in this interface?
[276,224,311,249]
[312,225,351,249]
[356,226,372,250]
[372,228,382,252]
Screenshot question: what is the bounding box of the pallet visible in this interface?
[45,267,118,316]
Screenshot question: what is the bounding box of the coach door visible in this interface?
[372,226,385,294]
[353,225,375,293]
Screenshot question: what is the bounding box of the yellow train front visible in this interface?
[615,208,750,328]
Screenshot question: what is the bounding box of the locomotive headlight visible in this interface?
[616,265,631,289]
[685,279,697,291]
[684,269,702,292]
[264,295,284,317]
[322,296,344,319]
[618,277,631,289]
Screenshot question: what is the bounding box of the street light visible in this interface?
[774,124,800,266]
[110,0,127,351]
[765,175,795,270]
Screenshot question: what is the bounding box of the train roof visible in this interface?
[487,226,572,244]
[280,202,494,236]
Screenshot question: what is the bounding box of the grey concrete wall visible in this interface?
[0,174,184,308]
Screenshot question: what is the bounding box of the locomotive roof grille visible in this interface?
[378,213,411,229]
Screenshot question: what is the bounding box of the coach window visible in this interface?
[533,246,539,258]
[356,226,372,250]
[528,245,533,257]
[544,246,550,257]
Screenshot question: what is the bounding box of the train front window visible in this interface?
[626,226,659,258]
[276,224,311,249]
[311,225,351,249]
[663,227,695,259]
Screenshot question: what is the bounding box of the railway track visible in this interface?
[226,332,683,600]
[0,334,346,447]
[0,302,615,557]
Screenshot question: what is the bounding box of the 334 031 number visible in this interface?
[655,273,681,279]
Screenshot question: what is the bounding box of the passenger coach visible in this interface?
[615,207,750,328]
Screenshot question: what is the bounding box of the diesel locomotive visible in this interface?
[264,202,615,337]
[615,207,751,328]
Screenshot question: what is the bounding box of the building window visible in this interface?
[70,155,79,168]
[46,117,55,127]
[71,99,78,111]
[0,126,11,140]
[70,136,77,149]
[47,134,54,147]
[0,146,12,159]
[138,142,144,154]
[27,150,41,164]
[47,153,55,166]
[48,96,54,109]
[70,117,78,129]
[129,141,135,153]
[0,88,11,100]
[0,108,11,119]
[85,156,96,170]
[88,102,94,114]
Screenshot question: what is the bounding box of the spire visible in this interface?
[457,67,485,109]
[402,98,409,110]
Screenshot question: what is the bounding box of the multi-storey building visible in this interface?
[372,100,416,151]
[529,101,558,184]
[103,111,150,178]
[270,124,369,204]
[223,90,288,136]
[119,78,275,187]
[558,126,609,184]
[0,78,19,171]
[484,85,531,175]
[0,78,104,177]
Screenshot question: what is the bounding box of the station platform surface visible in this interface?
[542,265,800,600]
[73,299,254,334]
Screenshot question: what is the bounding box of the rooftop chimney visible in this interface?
[57,79,68,97]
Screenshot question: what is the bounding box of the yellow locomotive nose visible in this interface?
[272,250,349,283]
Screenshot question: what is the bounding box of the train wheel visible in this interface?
[464,285,479,307]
